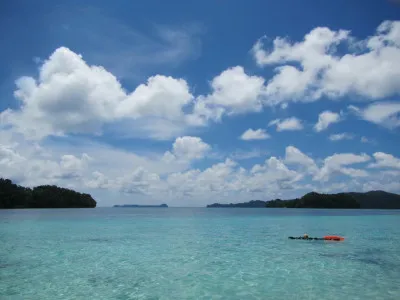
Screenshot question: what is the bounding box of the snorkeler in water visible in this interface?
[288,234,343,241]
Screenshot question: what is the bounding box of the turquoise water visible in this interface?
[1,208,400,299]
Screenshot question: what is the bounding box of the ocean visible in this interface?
[1,208,400,299]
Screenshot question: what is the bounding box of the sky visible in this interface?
[0,0,400,207]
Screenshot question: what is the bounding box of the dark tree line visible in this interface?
[266,192,360,208]
[266,191,400,209]
[207,200,266,208]
[207,190,400,209]
[0,178,96,209]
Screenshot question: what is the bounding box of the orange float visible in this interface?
[324,235,344,241]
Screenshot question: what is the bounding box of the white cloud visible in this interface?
[240,128,270,140]
[368,152,400,169]
[2,21,400,144]
[0,47,196,140]
[3,20,400,206]
[164,136,211,163]
[252,21,400,105]
[315,153,370,181]
[191,66,266,124]
[85,171,111,189]
[349,102,400,128]
[116,167,162,195]
[314,111,341,132]
[329,133,354,141]
[268,117,303,131]
[115,75,193,120]
[0,130,203,186]
[247,157,303,196]
[85,167,164,195]
[362,181,400,193]
[2,128,400,206]
[59,153,92,179]
[0,132,212,196]
[165,158,246,199]
[0,128,299,201]
[0,141,93,186]
[4,21,400,144]
[284,146,318,175]
[0,144,30,183]
[0,49,274,141]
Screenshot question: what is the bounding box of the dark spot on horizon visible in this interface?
[87,237,111,243]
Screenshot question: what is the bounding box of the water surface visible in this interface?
[1,208,400,299]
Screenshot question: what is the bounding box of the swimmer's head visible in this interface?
[303,234,309,238]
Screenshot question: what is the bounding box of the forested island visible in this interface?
[114,204,168,208]
[0,178,97,209]
[207,191,400,209]
[207,200,266,208]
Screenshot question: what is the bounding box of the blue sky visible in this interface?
[0,0,399,206]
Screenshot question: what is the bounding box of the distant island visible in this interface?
[0,178,96,209]
[114,204,168,208]
[207,200,266,208]
[207,191,400,209]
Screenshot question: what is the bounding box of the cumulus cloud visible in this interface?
[349,102,400,129]
[163,158,274,199]
[0,141,92,186]
[240,128,270,140]
[329,133,354,141]
[116,167,162,195]
[368,152,400,169]
[284,146,319,175]
[252,20,400,105]
[2,128,400,205]
[2,20,400,205]
[85,171,111,189]
[190,66,266,124]
[59,153,92,179]
[162,136,211,163]
[0,49,286,141]
[314,111,341,132]
[0,144,26,167]
[1,128,300,198]
[249,156,303,189]
[3,21,400,142]
[0,133,212,196]
[314,153,370,181]
[86,167,164,195]
[268,117,303,131]
[0,47,195,140]
[0,130,205,187]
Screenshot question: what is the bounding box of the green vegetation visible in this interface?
[207,191,400,209]
[266,191,400,209]
[0,178,96,209]
[266,192,360,208]
[207,200,266,208]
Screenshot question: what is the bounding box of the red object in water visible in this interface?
[324,235,344,241]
